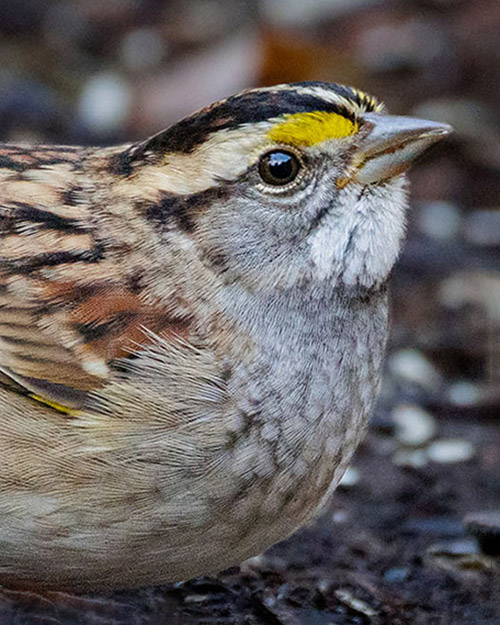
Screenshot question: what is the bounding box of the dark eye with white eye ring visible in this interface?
[258,150,301,186]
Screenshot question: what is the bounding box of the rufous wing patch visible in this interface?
[0,278,192,411]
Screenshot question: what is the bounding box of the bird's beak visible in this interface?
[350,112,453,185]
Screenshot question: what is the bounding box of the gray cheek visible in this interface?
[194,193,307,279]
[192,161,346,287]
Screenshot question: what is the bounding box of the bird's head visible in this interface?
[120,82,452,293]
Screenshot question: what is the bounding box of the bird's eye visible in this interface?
[258,150,301,186]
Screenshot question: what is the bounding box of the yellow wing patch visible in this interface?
[268,111,358,147]
[30,393,80,416]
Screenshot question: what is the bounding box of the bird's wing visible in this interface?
[0,273,182,411]
[0,145,188,411]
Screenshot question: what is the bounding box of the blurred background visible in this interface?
[0,1,499,624]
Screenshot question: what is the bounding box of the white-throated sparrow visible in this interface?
[0,82,451,590]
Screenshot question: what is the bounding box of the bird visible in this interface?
[0,81,451,591]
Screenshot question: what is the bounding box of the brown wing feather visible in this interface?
[0,144,190,410]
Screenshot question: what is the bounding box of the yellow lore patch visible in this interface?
[268,111,358,147]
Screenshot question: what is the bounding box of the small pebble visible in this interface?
[393,448,428,468]
[425,538,494,572]
[78,72,131,135]
[332,509,348,524]
[440,272,500,320]
[428,538,479,557]
[464,511,500,556]
[404,517,465,537]
[334,589,378,618]
[427,439,475,464]
[338,466,360,488]
[447,381,483,406]
[388,348,442,390]
[384,567,409,582]
[392,403,437,447]
[416,201,461,241]
[464,209,500,247]
[240,553,287,575]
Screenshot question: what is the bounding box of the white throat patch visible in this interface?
[309,176,408,288]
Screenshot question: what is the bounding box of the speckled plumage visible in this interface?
[0,82,450,590]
